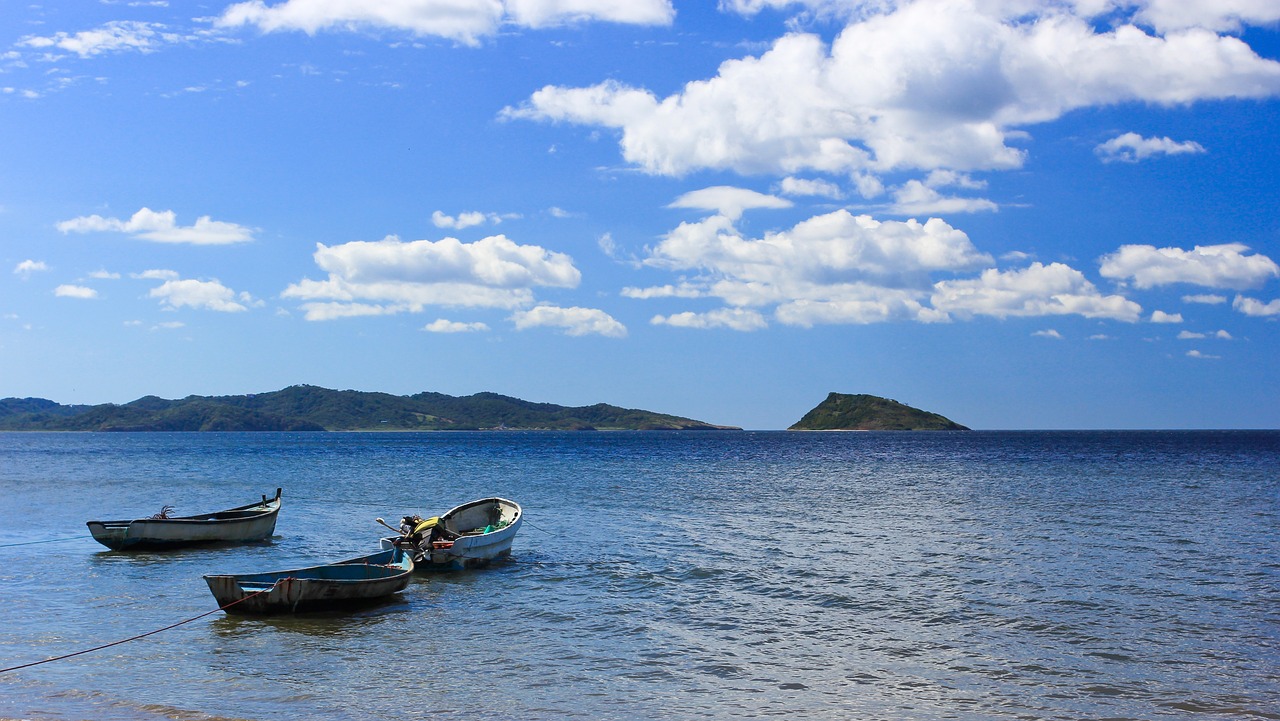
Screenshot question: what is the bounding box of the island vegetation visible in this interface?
[0,385,740,432]
[789,393,969,431]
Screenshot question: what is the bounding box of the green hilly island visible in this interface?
[790,393,968,431]
[0,385,739,432]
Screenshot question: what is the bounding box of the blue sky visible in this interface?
[2,0,1278,430]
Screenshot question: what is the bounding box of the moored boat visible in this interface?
[86,489,282,551]
[380,497,522,571]
[203,547,414,614]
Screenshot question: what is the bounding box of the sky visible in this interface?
[1,0,1278,430]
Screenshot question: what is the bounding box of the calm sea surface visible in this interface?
[0,431,1276,720]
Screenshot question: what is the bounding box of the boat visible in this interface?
[380,497,522,571]
[203,547,414,615]
[86,489,282,551]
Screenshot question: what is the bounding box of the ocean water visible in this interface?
[0,430,1276,721]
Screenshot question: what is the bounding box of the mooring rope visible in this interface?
[0,590,267,675]
[0,535,93,548]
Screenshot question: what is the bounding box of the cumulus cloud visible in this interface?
[510,304,627,337]
[423,318,490,333]
[283,234,581,321]
[1095,132,1206,163]
[216,0,674,46]
[149,279,253,312]
[651,307,768,331]
[886,175,998,215]
[18,21,184,59]
[668,186,792,220]
[1233,295,1280,317]
[88,269,121,280]
[931,262,1143,321]
[632,208,997,326]
[54,284,98,299]
[1150,310,1183,323]
[13,260,48,279]
[57,208,255,245]
[1099,243,1279,290]
[1186,349,1220,359]
[507,1,1280,180]
[1032,329,1063,339]
[649,210,991,288]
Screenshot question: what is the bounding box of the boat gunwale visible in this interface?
[87,488,282,527]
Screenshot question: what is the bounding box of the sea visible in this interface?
[0,430,1276,721]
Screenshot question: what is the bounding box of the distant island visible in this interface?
[790,393,969,431]
[0,385,740,432]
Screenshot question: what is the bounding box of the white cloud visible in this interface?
[152,321,186,330]
[423,318,490,332]
[283,234,580,320]
[54,284,98,299]
[1033,329,1063,339]
[1186,349,1221,359]
[510,305,627,337]
[508,1,1280,180]
[1150,310,1183,323]
[1099,243,1280,290]
[1095,132,1206,163]
[651,307,768,331]
[621,283,705,299]
[1089,333,1113,340]
[506,0,675,28]
[1233,295,1280,317]
[88,269,121,279]
[649,210,991,290]
[216,0,674,46]
[1178,329,1233,340]
[721,1,1280,39]
[887,179,998,215]
[931,262,1143,321]
[13,260,48,279]
[133,269,181,280]
[668,186,792,221]
[1182,293,1227,304]
[597,232,620,259]
[57,208,255,245]
[633,209,996,326]
[431,210,516,229]
[1133,0,1280,33]
[779,177,843,199]
[775,287,950,326]
[18,21,183,59]
[149,279,250,312]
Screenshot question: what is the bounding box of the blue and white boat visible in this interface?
[381,497,522,571]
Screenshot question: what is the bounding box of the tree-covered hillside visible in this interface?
[0,385,738,432]
[789,393,968,431]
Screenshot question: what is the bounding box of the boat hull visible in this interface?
[204,548,414,615]
[86,490,282,550]
[381,497,522,571]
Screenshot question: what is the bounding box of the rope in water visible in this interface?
[0,535,93,548]
[0,590,267,675]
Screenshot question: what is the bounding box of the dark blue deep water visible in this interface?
[0,431,1276,720]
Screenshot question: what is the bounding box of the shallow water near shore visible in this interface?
[0,430,1277,720]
